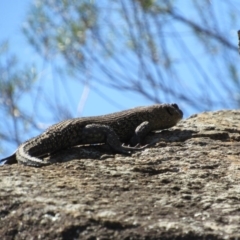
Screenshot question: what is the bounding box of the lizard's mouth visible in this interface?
[165,104,183,119]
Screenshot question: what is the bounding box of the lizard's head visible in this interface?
[150,103,183,130]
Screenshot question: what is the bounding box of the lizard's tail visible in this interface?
[16,142,51,167]
[0,153,17,165]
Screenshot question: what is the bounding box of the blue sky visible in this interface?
[0,0,156,157]
[0,1,239,157]
[0,0,153,118]
[0,1,30,55]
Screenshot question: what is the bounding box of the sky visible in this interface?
[0,0,153,117]
[0,1,30,56]
[0,0,239,158]
[0,0,156,157]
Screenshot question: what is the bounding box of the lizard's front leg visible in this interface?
[83,124,148,154]
[129,121,151,146]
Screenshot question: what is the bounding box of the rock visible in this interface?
[0,110,240,239]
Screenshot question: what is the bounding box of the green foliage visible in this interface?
[0,42,37,111]
[21,0,240,110]
[136,0,155,11]
[23,0,97,65]
[0,41,38,151]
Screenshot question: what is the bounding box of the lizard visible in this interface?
[0,103,183,167]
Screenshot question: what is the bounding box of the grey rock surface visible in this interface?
[0,110,240,239]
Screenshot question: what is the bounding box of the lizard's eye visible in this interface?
[171,103,179,109]
[168,104,183,118]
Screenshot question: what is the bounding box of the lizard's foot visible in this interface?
[122,143,141,147]
[120,142,152,152]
